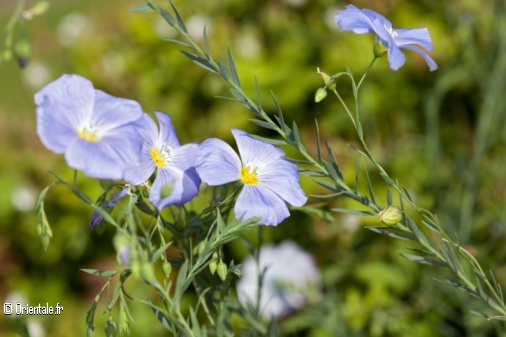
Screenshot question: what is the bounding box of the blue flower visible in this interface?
[196,129,307,226]
[335,4,437,71]
[123,111,201,210]
[35,74,144,179]
[88,186,131,228]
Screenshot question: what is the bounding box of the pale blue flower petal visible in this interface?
[65,127,141,179]
[155,111,180,148]
[394,28,433,51]
[197,138,241,186]
[123,113,159,185]
[387,44,406,70]
[258,159,307,207]
[334,4,377,34]
[235,184,290,226]
[231,128,284,167]
[399,44,438,71]
[150,143,201,209]
[92,90,143,132]
[35,74,95,153]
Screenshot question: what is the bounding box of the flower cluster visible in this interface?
[34,74,307,225]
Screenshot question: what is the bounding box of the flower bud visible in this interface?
[217,261,227,281]
[379,206,402,226]
[209,260,217,275]
[14,38,31,68]
[315,87,327,103]
[162,260,172,277]
[39,233,51,251]
[141,262,155,282]
[86,326,96,337]
[104,318,117,337]
[373,37,388,58]
[198,239,207,255]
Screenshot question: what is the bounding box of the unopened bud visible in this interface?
[104,318,117,337]
[86,326,96,337]
[315,87,327,103]
[379,206,402,226]
[14,39,31,68]
[39,233,51,251]
[217,261,227,281]
[317,67,336,91]
[198,239,207,255]
[162,260,172,277]
[141,263,154,281]
[209,260,217,275]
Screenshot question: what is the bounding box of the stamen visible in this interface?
[78,126,98,142]
[383,24,398,38]
[150,144,173,167]
[240,166,258,185]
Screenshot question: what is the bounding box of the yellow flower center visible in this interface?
[240,166,258,185]
[150,145,173,167]
[78,127,98,142]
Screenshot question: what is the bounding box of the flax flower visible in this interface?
[236,240,321,318]
[123,111,201,210]
[196,129,307,226]
[34,74,144,179]
[335,4,437,71]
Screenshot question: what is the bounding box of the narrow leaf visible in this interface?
[169,0,187,32]
[227,47,241,87]
[162,38,192,48]
[366,226,415,241]
[217,61,230,81]
[249,118,277,130]
[130,4,154,13]
[81,269,118,277]
[180,50,218,73]
[331,208,376,216]
[315,119,322,164]
[248,134,288,146]
[400,253,445,266]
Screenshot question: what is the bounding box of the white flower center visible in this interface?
[383,24,398,38]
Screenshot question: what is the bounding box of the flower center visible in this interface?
[150,144,173,167]
[383,24,398,38]
[240,166,258,185]
[78,126,98,142]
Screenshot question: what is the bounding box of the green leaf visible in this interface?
[255,76,263,112]
[387,189,392,206]
[35,183,55,210]
[162,37,192,48]
[315,120,322,164]
[147,300,173,330]
[150,242,173,264]
[227,46,241,87]
[271,93,285,132]
[285,158,313,165]
[180,50,218,73]
[217,61,230,81]
[405,216,429,245]
[169,0,187,31]
[379,170,394,186]
[331,208,376,216]
[324,140,344,181]
[250,118,277,130]
[366,226,415,241]
[298,169,327,177]
[81,269,118,277]
[292,121,303,150]
[130,3,153,13]
[315,180,342,193]
[203,26,211,58]
[362,158,376,204]
[248,134,288,146]
[173,261,188,307]
[421,219,440,233]
[399,253,445,266]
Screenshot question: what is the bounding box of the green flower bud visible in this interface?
[104,318,117,337]
[162,260,172,278]
[86,326,96,337]
[379,206,402,226]
[317,68,336,91]
[198,239,207,255]
[39,233,51,251]
[217,261,227,281]
[373,37,388,58]
[14,38,31,68]
[141,262,155,281]
[315,87,328,103]
[3,49,12,62]
[209,260,217,275]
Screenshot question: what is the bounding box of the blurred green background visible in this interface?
[1,0,506,336]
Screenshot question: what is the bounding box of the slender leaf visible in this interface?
[271,93,285,132]
[81,269,118,277]
[227,47,241,87]
[400,253,445,266]
[250,118,277,130]
[162,37,192,48]
[180,50,218,73]
[130,3,154,13]
[315,119,322,164]
[366,226,415,241]
[217,61,230,81]
[331,208,376,216]
[299,169,327,177]
[169,0,187,31]
[248,134,288,146]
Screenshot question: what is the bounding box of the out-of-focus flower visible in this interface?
[11,184,38,213]
[35,74,143,179]
[56,13,92,47]
[197,129,307,226]
[334,4,437,71]
[123,111,201,210]
[236,240,321,318]
[88,186,131,228]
